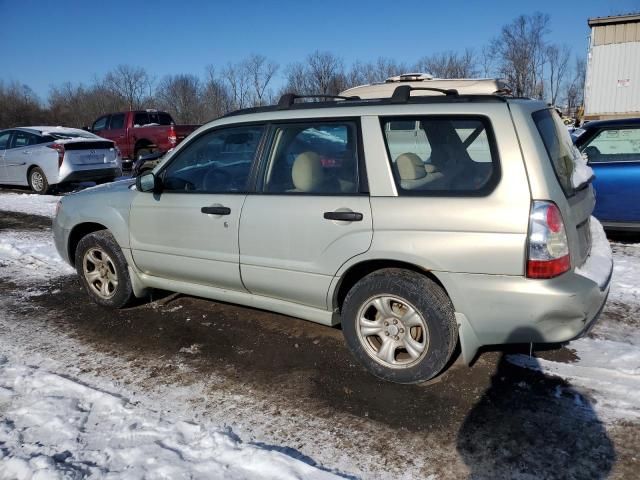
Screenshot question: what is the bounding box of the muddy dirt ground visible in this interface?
[1,210,638,479]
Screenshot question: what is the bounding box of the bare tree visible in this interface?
[155,74,203,123]
[345,57,408,89]
[491,13,550,97]
[479,45,496,77]
[564,56,587,116]
[201,66,232,119]
[546,44,571,105]
[0,81,46,128]
[222,62,251,110]
[415,49,477,78]
[244,54,278,106]
[283,51,346,96]
[103,65,152,110]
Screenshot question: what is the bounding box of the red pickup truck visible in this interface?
[89,110,199,169]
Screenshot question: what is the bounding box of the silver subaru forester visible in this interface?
[53,77,613,384]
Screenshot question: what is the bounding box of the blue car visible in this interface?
[574,118,640,231]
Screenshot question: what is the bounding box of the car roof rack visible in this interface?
[390,85,458,103]
[277,93,360,109]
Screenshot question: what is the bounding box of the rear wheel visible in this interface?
[75,230,134,308]
[341,269,458,384]
[28,167,50,194]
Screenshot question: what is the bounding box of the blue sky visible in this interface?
[2,0,639,100]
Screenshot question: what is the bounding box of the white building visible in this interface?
[584,13,640,120]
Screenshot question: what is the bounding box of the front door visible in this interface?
[4,130,40,183]
[239,120,373,310]
[582,126,640,224]
[0,131,11,182]
[129,124,266,291]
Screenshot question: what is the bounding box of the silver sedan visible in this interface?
[0,126,122,194]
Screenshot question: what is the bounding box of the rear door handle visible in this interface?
[324,211,363,222]
[201,206,231,215]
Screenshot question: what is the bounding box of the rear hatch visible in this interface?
[532,109,595,266]
[62,140,117,166]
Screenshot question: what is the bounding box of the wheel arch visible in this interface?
[67,222,109,264]
[134,139,155,156]
[332,259,449,313]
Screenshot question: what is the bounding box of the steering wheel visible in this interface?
[202,167,233,191]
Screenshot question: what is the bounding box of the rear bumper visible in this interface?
[438,263,613,363]
[59,167,121,184]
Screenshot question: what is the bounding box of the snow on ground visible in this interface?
[0,354,340,480]
[0,229,74,288]
[509,237,640,422]
[0,192,60,218]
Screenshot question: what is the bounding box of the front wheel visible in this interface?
[341,269,458,384]
[74,230,134,308]
[28,167,50,194]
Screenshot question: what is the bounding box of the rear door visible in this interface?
[129,124,266,290]
[580,126,640,225]
[103,113,127,154]
[239,120,372,310]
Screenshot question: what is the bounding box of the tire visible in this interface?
[136,148,152,160]
[74,230,134,308]
[341,268,458,384]
[28,167,50,194]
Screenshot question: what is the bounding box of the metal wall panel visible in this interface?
[584,42,640,117]
[593,22,640,45]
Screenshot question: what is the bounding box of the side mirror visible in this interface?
[136,172,160,193]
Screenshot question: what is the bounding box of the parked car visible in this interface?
[0,126,121,194]
[88,110,199,170]
[574,117,640,231]
[131,150,167,177]
[53,77,612,384]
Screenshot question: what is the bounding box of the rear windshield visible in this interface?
[532,109,580,196]
[134,111,174,127]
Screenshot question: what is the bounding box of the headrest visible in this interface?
[292,151,324,192]
[396,153,426,180]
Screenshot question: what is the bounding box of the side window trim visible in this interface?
[157,122,267,194]
[255,117,368,196]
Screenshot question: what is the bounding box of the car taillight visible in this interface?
[526,200,570,279]
[168,126,177,146]
[48,143,65,168]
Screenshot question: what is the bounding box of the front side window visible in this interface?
[263,122,359,194]
[162,125,264,193]
[109,113,125,130]
[382,116,498,194]
[582,127,640,163]
[0,131,11,149]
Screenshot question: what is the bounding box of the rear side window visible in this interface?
[109,113,125,129]
[381,116,498,195]
[532,109,581,195]
[262,122,359,194]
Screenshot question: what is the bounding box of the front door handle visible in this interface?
[324,211,363,222]
[201,206,231,215]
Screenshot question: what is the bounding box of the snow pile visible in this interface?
[0,230,74,283]
[0,192,60,218]
[0,355,342,480]
[575,217,613,288]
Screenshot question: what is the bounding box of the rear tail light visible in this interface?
[48,143,65,168]
[168,126,177,146]
[526,200,571,279]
